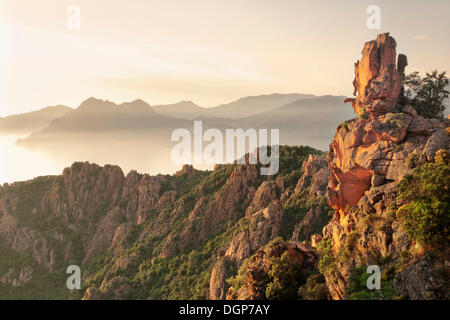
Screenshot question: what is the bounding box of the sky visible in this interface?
[0,0,449,116]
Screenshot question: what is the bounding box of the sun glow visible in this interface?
[0,21,11,110]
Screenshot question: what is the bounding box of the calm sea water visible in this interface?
[0,134,197,184]
[0,135,66,184]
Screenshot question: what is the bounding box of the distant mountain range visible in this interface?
[6,93,353,175]
[5,91,449,141]
[0,105,72,135]
[10,91,448,175]
[149,93,315,119]
[15,94,352,150]
[152,101,204,119]
[195,93,316,119]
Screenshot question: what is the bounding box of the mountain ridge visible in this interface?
[0,105,72,135]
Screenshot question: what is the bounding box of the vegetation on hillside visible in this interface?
[396,150,450,247]
[0,145,332,300]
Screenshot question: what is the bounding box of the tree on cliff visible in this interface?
[401,70,449,119]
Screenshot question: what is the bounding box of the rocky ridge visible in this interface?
[0,146,330,299]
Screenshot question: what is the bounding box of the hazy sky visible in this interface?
[1,0,449,116]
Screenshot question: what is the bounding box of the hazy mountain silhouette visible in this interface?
[15,94,353,175]
[18,98,190,137]
[152,101,204,119]
[237,95,353,148]
[190,95,353,150]
[0,105,72,135]
[150,93,317,120]
[196,93,316,119]
[16,98,194,175]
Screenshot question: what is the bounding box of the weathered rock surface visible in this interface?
[209,153,330,300]
[347,33,406,117]
[394,258,449,300]
[328,33,450,218]
[323,33,450,300]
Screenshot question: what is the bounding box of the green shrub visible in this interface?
[397,160,450,247]
[358,106,368,120]
[345,265,397,300]
[317,239,335,275]
[404,150,421,169]
[226,259,249,291]
[336,231,359,263]
[278,145,323,176]
[338,122,349,131]
[298,273,329,300]
[265,252,303,300]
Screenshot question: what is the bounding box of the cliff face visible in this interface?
[323,33,450,300]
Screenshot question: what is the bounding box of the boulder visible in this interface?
[408,116,433,136]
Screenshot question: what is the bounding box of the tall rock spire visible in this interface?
[327,33,447,218]
[322,33,449,300]
[346,33,407,117]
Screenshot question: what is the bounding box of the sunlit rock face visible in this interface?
[327,33,449,219]
[347,32,407,117]
[323,33,450,300]
[328,33,409,218]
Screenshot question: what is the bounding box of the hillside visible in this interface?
[0,146,331,299]
[17,95,351,152]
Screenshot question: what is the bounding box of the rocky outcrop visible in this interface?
[0,161,168,295]
[292,207,324,242]
[226,240,317,300]
[324,33,450,300]
[209,153,330,300]
[177,163,260,254]
[394,258,449,300]
[328,33,449,217]
[295,154,329,197]
[346,33,406,117]
[209,257,230,300]
[0,266,33,287]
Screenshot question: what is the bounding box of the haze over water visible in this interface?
[0,135,60,183]
[0,134,212,184]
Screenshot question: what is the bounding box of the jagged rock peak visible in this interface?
[345,33,407,117]
[175,164,196,177]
